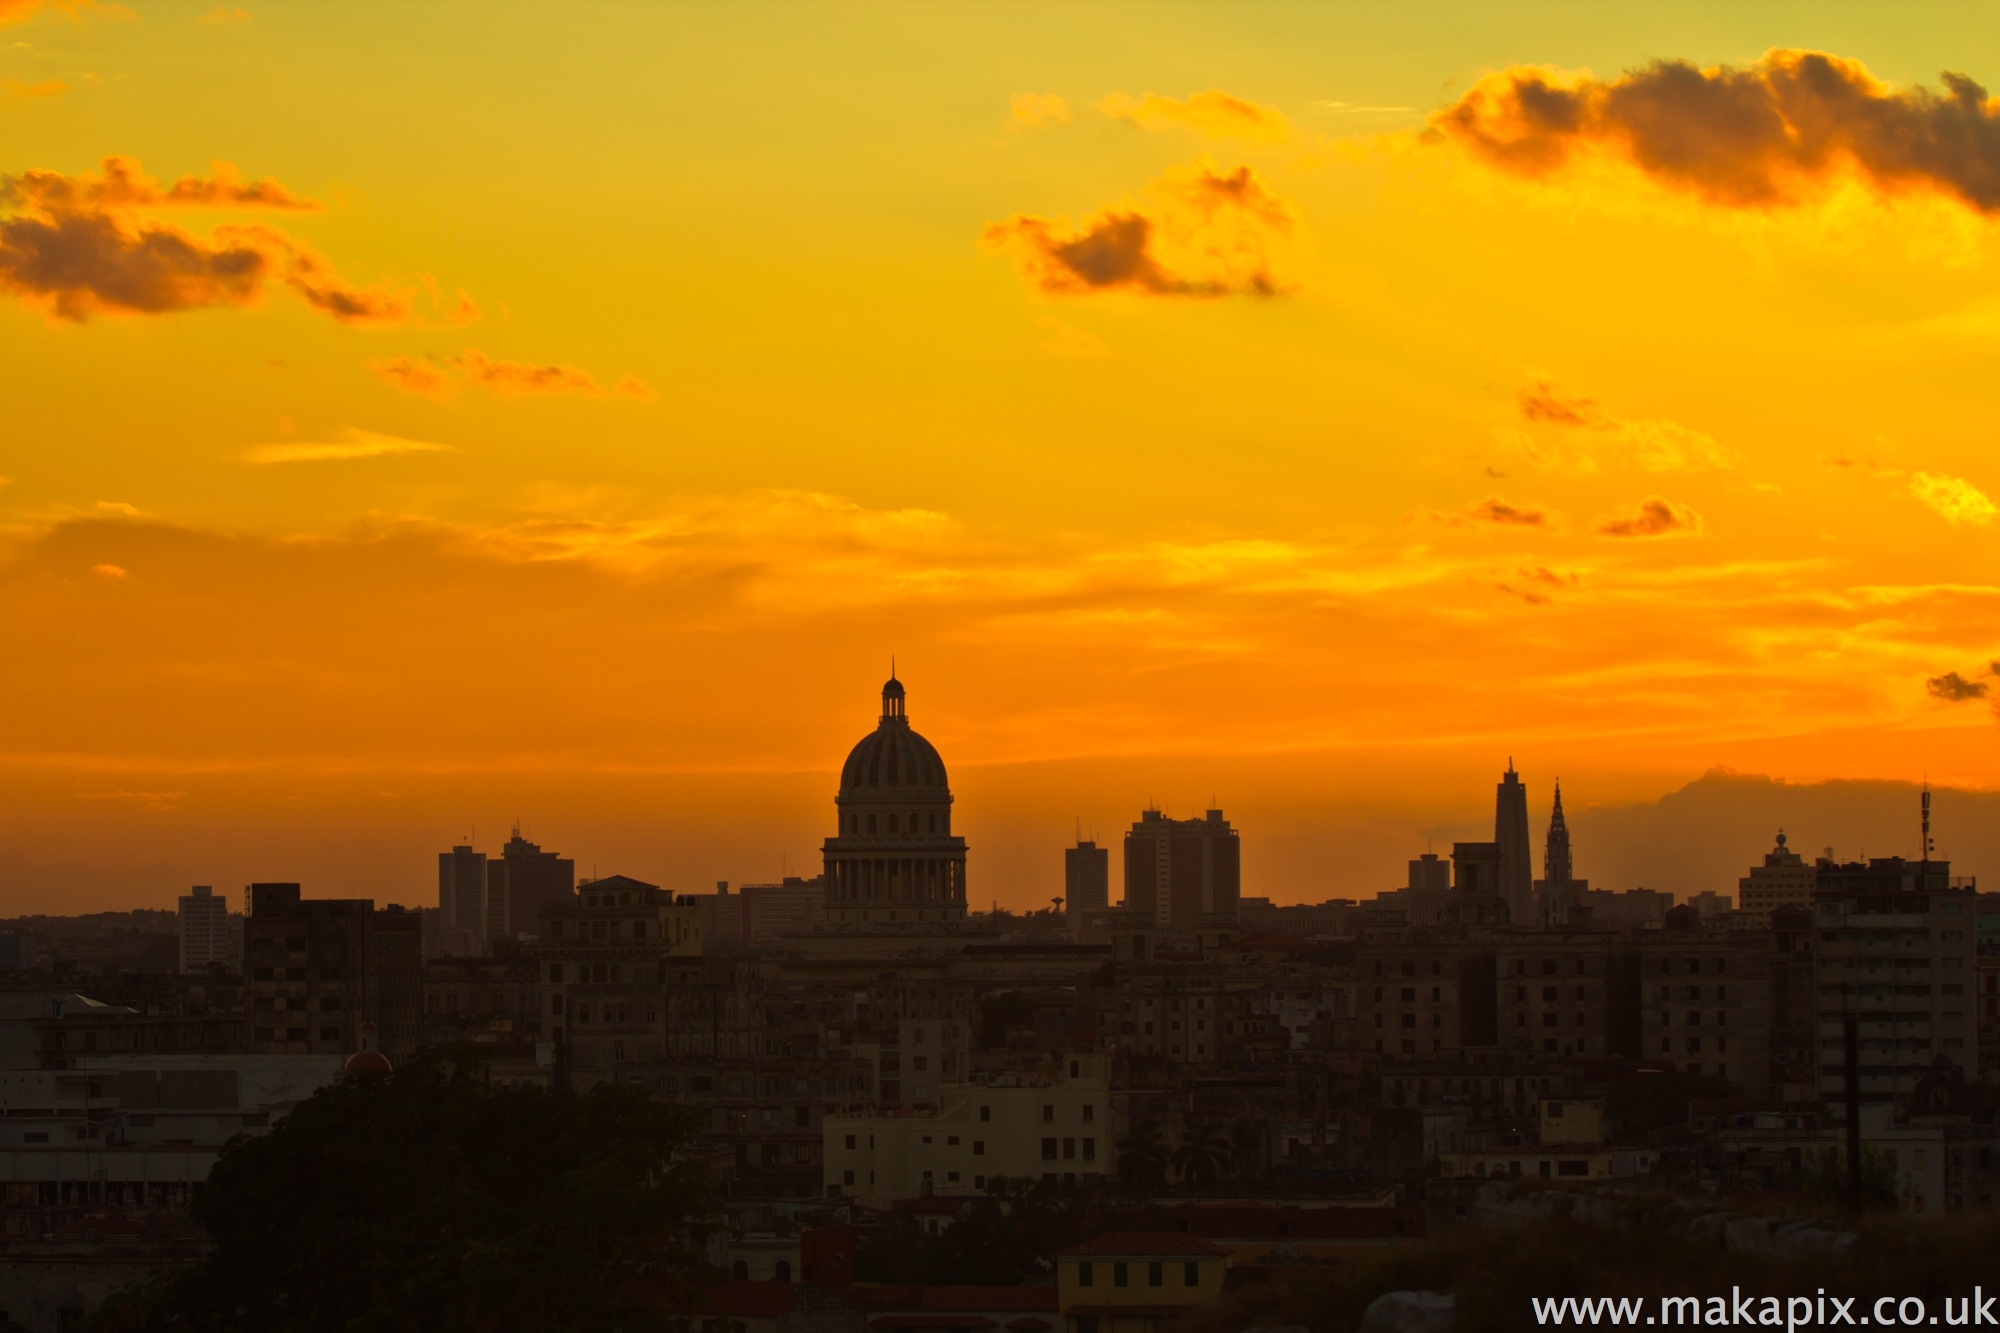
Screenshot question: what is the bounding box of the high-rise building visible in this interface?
[1533,782,1589,925]
[1811,855,1979,1106]
[1065,840,1110,915]
[1122,808,1241,927]
[1407,853,1449,895]
[1494,763,1534,925]
[178,884,234,973]
[1737,831,1814,924]
[485,829,575,947]
[436,844,488,956]
[244,883,424,1061]
[821,675,968,929]
[1403,853,1451,925]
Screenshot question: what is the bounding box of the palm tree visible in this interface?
[1229,1116,1268,1180]
[1171,1121,1231,1191]
[1117,1117,1169,1190]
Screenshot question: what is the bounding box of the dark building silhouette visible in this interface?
[245,883,423,1060]
[1122,808,1241,927]
[1450,841,1500,897]
[1494,762,1533,923]
[1532,780,1588,925]
[821,675,968,928]
[1065,839,1109,914]
[436,844,487,956]
[485,830,575,948]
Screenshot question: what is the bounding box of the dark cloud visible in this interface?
[0,159,405,322]
[1597,496,1700,537]
[1927,671,1988,702]
[1432,49,2000,212]
[0,208,269,318]
[1518,380,1604,427]
[3,156,319,213]
[1465,497,1548,527]
[981,161,1296,297]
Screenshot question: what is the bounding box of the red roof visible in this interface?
[699,1282,801,1319]
[1060,1232,1230,1259]
[869,1318,996,1330]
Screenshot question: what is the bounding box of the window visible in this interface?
[843,1169,854,1185]
[1149,1262,1164,1288]
[1083,1137,1096,1160]
[1042,1138,1057,1160]
[1113,1263,1129,1288]
[1184,1262,1200,1287]
[1043,1104,1055,1122]
[980,1106,991,1122]
[1082,1105,1095,1122]
[1078,1262,1094,1288]
[1064,1138,1076,1159]
[974,1140,985,1155]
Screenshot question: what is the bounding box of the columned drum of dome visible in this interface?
[821,676,968,928]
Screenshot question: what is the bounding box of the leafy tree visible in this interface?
[1170,1122,1230,1191]
[1603,1071,1739,1139]
[852,1177,1139,1286]
[1228,1116,1268,1180]
[1800,1144,1899,1212]
[1116,1117,1169,1190]
[88,1051,711,1333]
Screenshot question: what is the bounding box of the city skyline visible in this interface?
[6,3,2000,914]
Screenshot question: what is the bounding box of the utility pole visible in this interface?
[1844,1013,1862,1213]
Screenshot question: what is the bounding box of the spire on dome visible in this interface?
[881,673,906,722]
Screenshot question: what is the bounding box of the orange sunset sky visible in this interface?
[4,0,2000,915]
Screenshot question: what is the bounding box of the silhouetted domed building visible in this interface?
[342,1021,392,1077]
[822,675,968,928]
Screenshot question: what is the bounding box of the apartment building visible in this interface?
[176,886,235,974]
[530,874,704,1089]
[1812,857,1979,1106]
[1637,925,1774,1098]
[244,885,423,1061]
[825,1054,1111,1208]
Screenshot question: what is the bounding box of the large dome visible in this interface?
[839,677,950,797]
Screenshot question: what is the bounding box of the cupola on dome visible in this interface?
[838,675,949,797]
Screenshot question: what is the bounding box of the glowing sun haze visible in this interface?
[4,1,2000,913]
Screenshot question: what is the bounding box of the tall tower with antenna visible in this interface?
[1494,760,1534,925]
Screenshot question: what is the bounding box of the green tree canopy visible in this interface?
[91,1053,711,1333]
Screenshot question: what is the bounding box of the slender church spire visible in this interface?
[1544,779,1573,886]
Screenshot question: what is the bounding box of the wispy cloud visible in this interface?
[1099,89,1294,143]
[1909,471,1996,526]
[1010,92,1069,128]
[241,429,455,465]
[198,5,251,23]
[1454,497,1551,528]
[982,159,1299,298]
[1513,380,1732,473]
[369,349,653,401]
[1313,100,1413,114]
[1596,496,1702,538]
